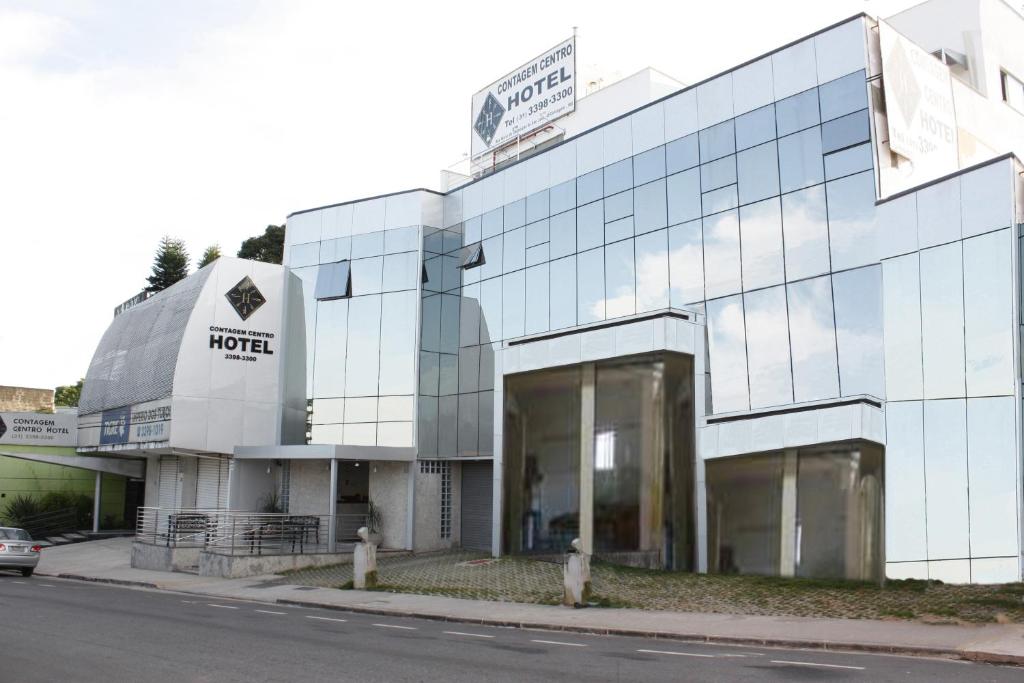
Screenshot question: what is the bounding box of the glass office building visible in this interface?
[280,4,1024,583]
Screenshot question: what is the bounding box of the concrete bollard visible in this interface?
[563,538,592,607]
[353,526,378,589]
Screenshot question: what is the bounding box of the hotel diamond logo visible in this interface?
[887,39,921,129]
[0,415,6,440]
[474,92,505,146]
[225,276,266,321]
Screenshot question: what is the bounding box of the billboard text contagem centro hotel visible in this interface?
[82,0,1024,583]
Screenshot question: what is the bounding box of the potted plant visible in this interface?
[366,500,384,545]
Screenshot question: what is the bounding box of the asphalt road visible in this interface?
[0,573,1020,682]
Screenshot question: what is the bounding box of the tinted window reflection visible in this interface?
[605,238,636,318]
[787,276,839,402]
[577,169,603,206]
[818,70,867,122]
[740,197,784,290]
[550,210,576,259]
[832,266,884,397]
[577,247,606,323]
[634,179,667,235]
[700,156,737,192]
[778,127,824,193]
[781,185,830,281]
[635,229,670,311]
[826,170,877,271]
[707,294,750,412]
[669,219,705,305]
[577,201,604,252]
[821,110,869,154]
[702,210,742,298]
[735,104,776,151]
[737,142,780,205]
[667,168,701,225]
[775,88,820,137]
[744,286,793,408]
[550,180,576,215]
[550,255,577,330]
[633,146,666,185]
[604,159,633,196]
[698,120,735,162]
[666,134,699,174]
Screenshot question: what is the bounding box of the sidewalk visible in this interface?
[33,538,1024,666]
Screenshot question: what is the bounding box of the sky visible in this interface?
[0,0,923,391]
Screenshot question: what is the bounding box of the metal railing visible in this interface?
[135,507,368,556]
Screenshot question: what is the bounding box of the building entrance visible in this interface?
[336,460,369,541]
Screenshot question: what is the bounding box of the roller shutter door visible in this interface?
[460,461,493,551]
[196,457,230,509]
[157,456,182,510]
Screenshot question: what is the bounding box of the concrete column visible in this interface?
[579,363,595,556]
[779,449,798,577]
[92,471,102,533]
[328,459,338,553]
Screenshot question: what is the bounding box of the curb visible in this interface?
[277,597,1022,665]
[40,572,160,590]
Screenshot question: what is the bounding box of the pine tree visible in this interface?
[145,236,189,293]
[197,244,222,268]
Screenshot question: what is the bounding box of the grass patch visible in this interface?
[881,608,916,619]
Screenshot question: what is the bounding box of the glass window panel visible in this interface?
[824,142,872,180]
[287,211,321,246]
[577,247,606,324]
[458,392,479,457]
[458,346,480,393]
[923,399,970,560]
[482,208,504,238]
[877,192,918,259]
[604,238,636,318]
[735,104,776,151]
[289,242,320,268]
[525,263,549,334]
[787,276,839,402]
[550,180,576,215]
[351,231,384,259]
[778,127,824,193]
[526,190,549,223]
[961,160,1012,237]
[549,209,576,259]
[438,353,458,395]
[479,235,503,281]
[459,283,480,348]
[577,169,603,206]
[603,158,633,196]
[669,219,705,305]
[384,226,418,254]
[382,252,418,292]
[378,291,417,394]
[774,88,820,137]
[420,293,441,352]
[312,299,348,397]
[707,294,750,412]
[818,70,867,122]
[635,229,670,312]
[437,395,457,455]
[920,242,965,398]
[882,254,923,400]
[442,229,462,254]
[478,389,494,455]
[344,295,382,396]
[666,133,699,174]
[320,237,351,264]
[967,397,1019,557]
[503,200,525,231]
[480,345,495,392]
[550,255,577,330]
[605,216,634,244]
[604,189,633,222]
[744,286,793,408]
[820,110,869,154]
[832,266,884,398]
[739,197,784,290]
[419,351,440,396]
[698,119,735,162]
[826,170,877,271]
[633,145,666,185]
[706,454,782,574]
[634,179,667,235]
[526,243,549,267]
[503,227,526,273]
[916,177,960,248]
[439,293,460,354]
[702,209,742,298]
[700,156,736,192]
[502,270,526,339]
[351,256,383,295]
[577,200,604,252]
[667,168,701,225]
[781,185,830,281]
[963,229,1014,396]
[885,402,927,561]
[315,260,351,300]
[479,277,502,344]
[737,142,780,205]
[701,185,738,216]
[525,219,549,247]
[460,218,480,246]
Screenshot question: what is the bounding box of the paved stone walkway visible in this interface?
[279,550,1024,623]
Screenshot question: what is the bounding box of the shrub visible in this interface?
[2,495,44,526]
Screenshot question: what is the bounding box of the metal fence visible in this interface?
[135,507,368,555]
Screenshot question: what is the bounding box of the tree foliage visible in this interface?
[237,225,285,264]
[197,244,222,268]
[146,235,189,293]
[54,379,83,407]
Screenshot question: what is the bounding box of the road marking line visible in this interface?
[207,604,239,609]
[255,609,287,615]
[443,631,495,639]
[12,581,25,585]
[719,654,747,658]
[180,600,199,604]
[37,584,56,587]
[373,623,417,630]
[532,639,587,647]
[770,660,865,671]
[637,649,714,658]
[306,616,348,623]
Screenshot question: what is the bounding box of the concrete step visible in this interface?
[45,537,71,545]
[62,532,88,541]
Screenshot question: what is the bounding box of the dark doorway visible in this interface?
[123,478,145,528]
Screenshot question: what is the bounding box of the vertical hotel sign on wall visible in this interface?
[879,21,959,179]
[471,37,576,159]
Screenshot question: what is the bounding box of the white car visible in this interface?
[0,527,41,577]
